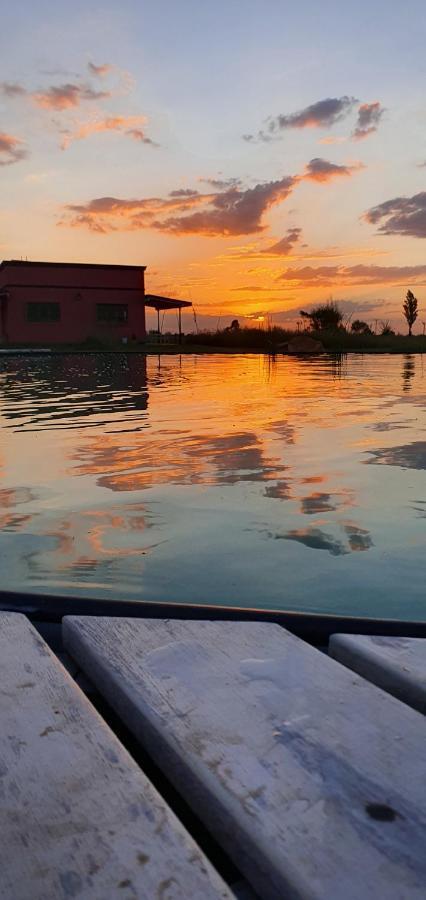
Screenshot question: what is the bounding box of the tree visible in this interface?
[351,319,372,335]
[403,290,418,336]
[300,301,343,331]
[380,320,395,336]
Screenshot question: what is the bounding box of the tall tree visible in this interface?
[403,290,418,336]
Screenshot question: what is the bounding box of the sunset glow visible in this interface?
[1,1,425,331]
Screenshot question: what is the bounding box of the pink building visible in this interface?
[0,260,190,345]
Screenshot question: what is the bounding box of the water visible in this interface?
[0,352,424,620]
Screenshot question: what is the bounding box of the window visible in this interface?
[97,303,128,324]
[27,302,60,323]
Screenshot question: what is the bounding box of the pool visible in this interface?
[0,352,424,620]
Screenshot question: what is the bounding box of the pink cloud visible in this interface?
[0,132,27,166]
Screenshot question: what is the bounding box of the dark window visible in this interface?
[27,302,60,323]
[97,303,128,323]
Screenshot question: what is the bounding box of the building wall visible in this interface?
[0,263,146,345]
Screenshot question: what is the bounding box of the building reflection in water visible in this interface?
[0,353,149,430]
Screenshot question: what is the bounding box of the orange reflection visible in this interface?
[0,487,36,531]
[37,506,158,578]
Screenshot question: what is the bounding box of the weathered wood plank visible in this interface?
[64,616,426,900]
[0,613,233,900]
[329,634,426,713]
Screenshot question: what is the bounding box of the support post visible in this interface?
[178,307,182,344]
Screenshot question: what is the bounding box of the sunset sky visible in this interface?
[1,0,425,331]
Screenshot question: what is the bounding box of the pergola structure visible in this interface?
[144,294,192,343]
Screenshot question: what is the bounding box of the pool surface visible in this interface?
[0,352,424,620]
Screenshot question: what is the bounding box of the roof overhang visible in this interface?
[144,294,192,311]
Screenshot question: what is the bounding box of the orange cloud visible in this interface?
[302,157,364,182]
[279,264,426,287]
[60,155,363,236]
[244,96,357,142]
[60,115,155,149]
[33,82,111,110]
[318,136,347,145]
[61,191,212,233]
[352,102,384,140]
[126,128,159,146]
[0,131,27,165]
[222,243,386,262]
[61,177,297,236]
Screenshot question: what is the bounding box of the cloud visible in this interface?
[1,81,26,97]
[88,61,113,77]
[154,177,297,236]
[60,152,363,237]
[245,96,357,141]
[352,102,384,140]
[199,176,241,189]
[219,241,386,263]
[169,188,200,197]
[279,263,426,287]
[318,136,347,145]
[60,115,151,148]
[61,191,213,233]
[274,96,357,129]
[127,129,158,146]
[0,132,27,166]
[364,192,426,238]
[62,176,297,236]
[263,228,302,255]
[33,82,111,110]
[303,157,364,182]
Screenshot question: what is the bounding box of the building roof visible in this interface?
[0,260,147,271]
[144,294,192,311]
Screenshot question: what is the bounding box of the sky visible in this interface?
[1,0,425,332]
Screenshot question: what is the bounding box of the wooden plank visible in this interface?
[329,634,426,714]
[63,617,426,900]
[0,613,233,900]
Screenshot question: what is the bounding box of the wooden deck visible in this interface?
[0,613,232,899]
[1,609,425,899]
[329,634,426,713]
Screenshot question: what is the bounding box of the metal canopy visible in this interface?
[144,294,192,311]
[144,294,192,343]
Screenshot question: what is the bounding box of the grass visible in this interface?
[3,327,426,354]
[184,326,426,353]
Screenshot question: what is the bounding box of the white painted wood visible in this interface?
[329,634,426,714]
[64,616,426,900]
[0,613,233,900]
